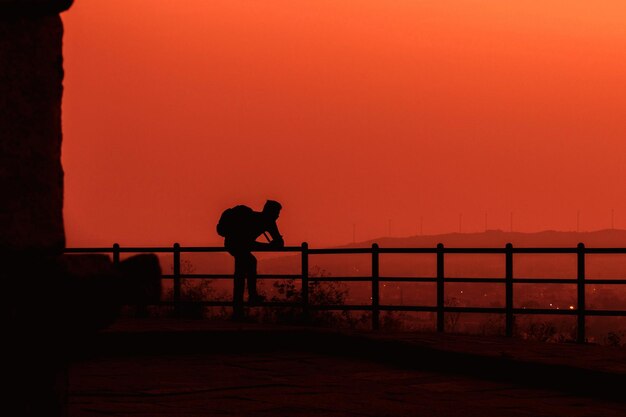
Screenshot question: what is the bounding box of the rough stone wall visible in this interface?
[0,11,68,252]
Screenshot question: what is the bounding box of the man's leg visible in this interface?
[245,253,261,302]
[232,254,246,318]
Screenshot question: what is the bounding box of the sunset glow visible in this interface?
[61,1,626,247]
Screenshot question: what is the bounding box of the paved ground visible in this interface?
[68,319,626,416]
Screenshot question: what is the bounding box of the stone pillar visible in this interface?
[0,0,73,253]
[1,2,73,416]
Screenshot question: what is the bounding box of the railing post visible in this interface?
[505,243,513,337]
[372,243,380,330]
[301,242,309,322]
[577,243,586,343]
[173,243,181,318]
[112,243,120,267]
[436,243,444,332]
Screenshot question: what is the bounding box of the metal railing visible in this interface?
[64,242,626,343]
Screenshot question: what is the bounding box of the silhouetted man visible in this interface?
[217,200,284,318]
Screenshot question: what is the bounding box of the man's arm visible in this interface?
[266,222,284,247]
[249,226,283,251]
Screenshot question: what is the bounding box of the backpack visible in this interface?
[216,205,253,237]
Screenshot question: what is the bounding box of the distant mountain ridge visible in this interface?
[342,229,626,248]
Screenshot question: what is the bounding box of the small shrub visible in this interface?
[163,260,228,319]
[604,331,624,347]
[444,296,461,332]
[264,266,365,327]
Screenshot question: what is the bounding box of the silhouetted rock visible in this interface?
[61,254,162,333]
[117,254,163,305]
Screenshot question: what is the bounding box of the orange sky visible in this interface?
[61,1,626,247]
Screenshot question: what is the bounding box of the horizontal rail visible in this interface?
[586,279,626,284]
[64,246,304,253]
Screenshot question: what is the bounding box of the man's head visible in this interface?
[262,200,282,221]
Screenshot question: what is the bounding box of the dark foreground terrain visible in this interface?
[69,319,626,416]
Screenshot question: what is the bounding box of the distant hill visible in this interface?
[344,229,626,249]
